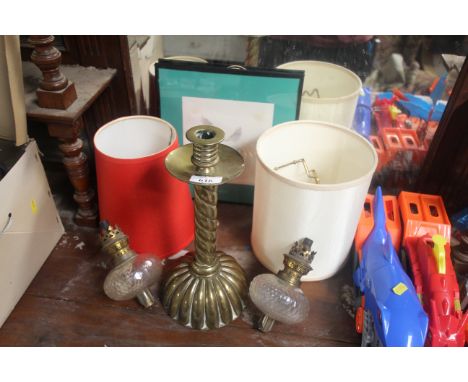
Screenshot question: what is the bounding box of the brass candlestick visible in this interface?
[162,125,247,329]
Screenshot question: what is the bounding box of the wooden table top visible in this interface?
[0,203,360,346]
[22,62,116,124]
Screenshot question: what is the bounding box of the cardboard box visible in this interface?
[0,139,64,327]
[0,37,63,327]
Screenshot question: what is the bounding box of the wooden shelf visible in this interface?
[23,62,116,124]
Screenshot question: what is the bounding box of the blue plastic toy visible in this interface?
[375,91,394,101]
[429,74,447,104]
[375,90,446,122]
[452,207,468,232]
[352,87,372,138]
[353,186,429,346]
[395,93,432,121]
[431,100,447,122]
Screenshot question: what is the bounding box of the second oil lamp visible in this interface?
[250,237,316,332]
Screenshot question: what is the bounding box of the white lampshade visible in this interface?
[277,60,362,128]
[251,120,377,281]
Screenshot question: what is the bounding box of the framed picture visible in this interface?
[156,59,303,203]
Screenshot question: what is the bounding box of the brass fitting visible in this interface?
[100,221,131,260]
[277,238,316,287]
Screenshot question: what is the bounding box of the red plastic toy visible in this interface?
[399,191,468,346]
[370,90,437,184]
[405,234,468,346]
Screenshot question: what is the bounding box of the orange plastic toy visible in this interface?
[355,193,402,259]
[398,191,451,245]
[369,135,388,172]
[425,120,439,142]
[380,127,403,153]
[380,127,425,166]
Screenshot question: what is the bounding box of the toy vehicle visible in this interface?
[429,74,451,104]
[399,191,468,346]
[394,93,432,121]
[375,89,446,126]
[353,187,429,346]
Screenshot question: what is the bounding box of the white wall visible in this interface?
[162,36,248,62]
[127,36,249,114]
[0,36,27,145]
[127,35,164,114]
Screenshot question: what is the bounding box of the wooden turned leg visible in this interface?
[58,137,97,226]
[48,118,97,226]
[48,118,97,227]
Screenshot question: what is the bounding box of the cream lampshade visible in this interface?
[277,60,362,128]
[251,120,377,281]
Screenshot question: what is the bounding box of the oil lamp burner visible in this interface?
[162,125,248,330]
[100,221,162,308]
[250,237,316,332]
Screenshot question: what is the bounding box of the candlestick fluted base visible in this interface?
[162,251,247,330]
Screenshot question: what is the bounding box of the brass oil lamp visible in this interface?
[162,125,247,329]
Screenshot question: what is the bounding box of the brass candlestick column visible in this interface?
[162,125,247,329]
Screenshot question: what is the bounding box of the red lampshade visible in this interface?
[94,116,194,259]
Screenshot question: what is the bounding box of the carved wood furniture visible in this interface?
[21,36,136,139]
[28,36,77,109]
[22,61,116,226]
